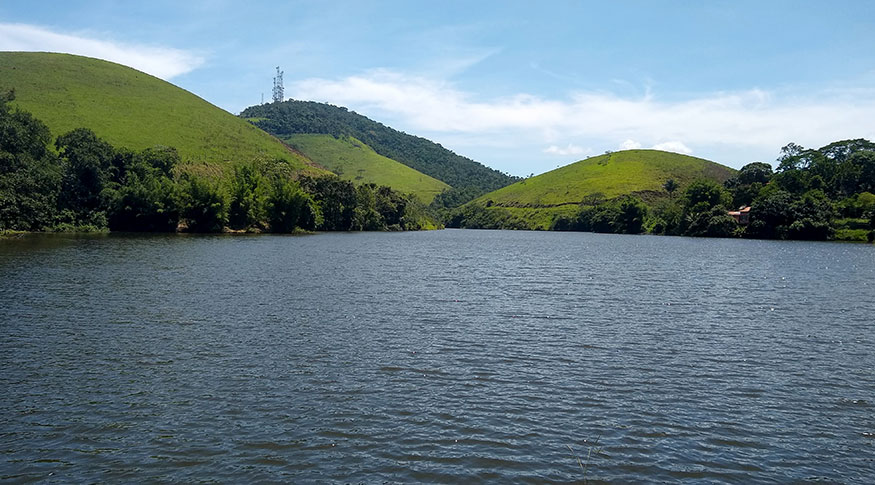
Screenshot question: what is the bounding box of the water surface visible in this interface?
[1,231,874,483]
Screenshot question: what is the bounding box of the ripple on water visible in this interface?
[1,231,874,483]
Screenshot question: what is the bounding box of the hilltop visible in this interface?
[240,100,519,205]
[0,52,324,176]
[455,149,736,229]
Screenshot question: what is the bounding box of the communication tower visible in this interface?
[272,66,284,103]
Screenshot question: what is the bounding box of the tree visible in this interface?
[680,179,733,237]
[137,146,180,177]
[228,163,267,230]
[578,204,617,233]
[0,91,62,230]
[854,151,875,194]
[105,171,179,232]
[375,185,406,227]
[770,169,808,195]
[777,142,815,171]
[353,184,384,231]
[300,176,357,230]
[734,162,773,186]
[550,214,577,231]
[445,204,526,229]
[663,179,679,200]
[746,189,798,239]
[817,139,875,164]
[724,162,773,207]
[683,179,731,210]
[575,196,646,234]
[785,190,835,240]
[615,196,648,234]
[180,175,227,232]
[0,90,52,169]
[266,178,317,232]
[55,128,116,223]
[646,199,683,235]
[685,205,737,238]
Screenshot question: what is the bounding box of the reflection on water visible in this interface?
[1,231,874,482]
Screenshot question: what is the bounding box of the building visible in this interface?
[728,206,751,225]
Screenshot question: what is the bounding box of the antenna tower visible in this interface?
[272,66,284,103]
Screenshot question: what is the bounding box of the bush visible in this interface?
[180,175,227,232]
[106,172,180,232]
[685,205,738,238]
[228,164,267,230]
[266,178,319,232]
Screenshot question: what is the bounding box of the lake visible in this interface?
[1,230,874,483]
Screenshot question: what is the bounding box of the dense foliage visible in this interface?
[450,139,875,242]
[0,90,61,231]
[445,204,529,230]
[240,100,520,206]
[0,95,435,234]
[735,139,875,241]
[551,196,648,234]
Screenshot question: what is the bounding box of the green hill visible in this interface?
[240,100,519,205]
[0,52,325,177]
[463,149,736,229]
[285,134,449,203]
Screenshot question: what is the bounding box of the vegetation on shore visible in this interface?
[240,100,520,207]
[449,143,875,242]
[2,52,871,242]
[0,92,437,233]
[448,150,735,230]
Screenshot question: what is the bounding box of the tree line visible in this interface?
[450,139,875,242]
[644,138,875,241]
[0,91,434,233]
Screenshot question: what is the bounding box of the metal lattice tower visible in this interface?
[272,66,284,103]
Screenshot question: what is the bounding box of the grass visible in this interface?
[477,150,735,206]
[0,52,326,177]
[285,134,450,203]
[467,149,736,229]
[567,435,604,484]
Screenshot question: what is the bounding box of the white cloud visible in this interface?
[620,139,642,150]
[0,23,203,79]
[619,139,691,155]
[291,70,566,133]
[651,141,692,154]
[289,69,875,169]
[544,144,588,156]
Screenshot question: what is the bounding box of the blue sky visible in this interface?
[2,1,875,175]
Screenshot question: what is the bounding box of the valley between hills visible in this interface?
[1,52,873,242]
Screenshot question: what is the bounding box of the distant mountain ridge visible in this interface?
[240,100,520,202]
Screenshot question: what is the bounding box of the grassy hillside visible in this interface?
[240,100,519,202]
[0,52,325,176]
[465,149,736,229]
[286,134,449,203]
